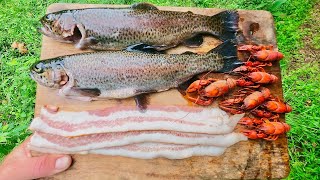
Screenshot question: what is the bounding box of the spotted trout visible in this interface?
[39,3,239,50]
[30,40,242,105]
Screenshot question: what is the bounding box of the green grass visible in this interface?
[0,0,319,179]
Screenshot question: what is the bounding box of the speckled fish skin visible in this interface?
[30,41,241,99]
[65,52,222,98]
[39,3,239,50]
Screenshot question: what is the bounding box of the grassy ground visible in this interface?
[0,0,318,179]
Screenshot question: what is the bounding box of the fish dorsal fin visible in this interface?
[130,2,158,10]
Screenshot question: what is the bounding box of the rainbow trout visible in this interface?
[39,3,239,50]
[30,41,242,106]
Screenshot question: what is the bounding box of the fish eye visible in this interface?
[33,63,44,73]
[42,14,56,24]
[45,14,54,21]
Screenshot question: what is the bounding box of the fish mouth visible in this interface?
[29,71,61,88]
[29,71,47,87]
[38,25,54,38]
[38,25,82,43]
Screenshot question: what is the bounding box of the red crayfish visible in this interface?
[238,117,290,141]
[251,109,276,118]
[249,99,292,118]
[232,61,278,88]
[185,78,236,106]
[238,44,284,63]
[235,72,278,87]
[262,100,292,113]
[219,87,292,115]
[219,87,271,114]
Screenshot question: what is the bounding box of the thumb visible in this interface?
[19,155,72,179]
[28,155,72,179]
[0,137,72,179]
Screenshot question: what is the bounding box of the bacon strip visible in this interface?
[29,131,247,152]
[28,142,227,159]
[29,106,244,136]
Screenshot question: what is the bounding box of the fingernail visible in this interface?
[55,156,70,170]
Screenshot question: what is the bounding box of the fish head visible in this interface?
[39,11,81,43]
[30,59,68,88]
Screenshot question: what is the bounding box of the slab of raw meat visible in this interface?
[29,106,244,136]
[29,131,247,152]
[28,142,227,159]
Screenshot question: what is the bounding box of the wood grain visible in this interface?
[35,3,290,179]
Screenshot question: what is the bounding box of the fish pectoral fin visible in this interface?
[76,37,98,50]
[73,88,101,97]
[74,23,97,49]
[176,85,187,96]
[126,43,177,52]
[182,34,204,48]
[130,2,158,10]
[126,43,165,54]
[58,88,96,102]
[134,94,150,112]
[177,75,200,95]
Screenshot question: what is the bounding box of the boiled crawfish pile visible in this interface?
[184,44,292,141]
[238,117,290,141]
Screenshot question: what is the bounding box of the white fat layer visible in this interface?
[29,108,244,136]
[28,143,226,159]
[29,131,247,152]
[29,114,243,136]
[39,106,227,124]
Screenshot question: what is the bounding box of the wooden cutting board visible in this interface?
[34,3,290,179]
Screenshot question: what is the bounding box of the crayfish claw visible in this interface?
[185,94,214,106]
[241,129,266,139]
[238,117,264,126]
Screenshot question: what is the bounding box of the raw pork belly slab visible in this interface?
[29,106,244,136]
[29,142,227,159]
[29,131,247,152]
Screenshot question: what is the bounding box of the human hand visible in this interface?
[0,137,72,180]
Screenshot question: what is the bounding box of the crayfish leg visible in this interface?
[185,93,214,106]
[219,105,244,114]
[263,135,278,141]
[261,118,270,123]
[270,114,280,121]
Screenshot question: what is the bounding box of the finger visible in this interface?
[30,155,72,179]
[4,154,72,179]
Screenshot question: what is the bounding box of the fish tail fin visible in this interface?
[210,10,239,41]
[211,40,243,72]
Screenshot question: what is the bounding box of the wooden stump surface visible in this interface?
[34,3,290,179]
